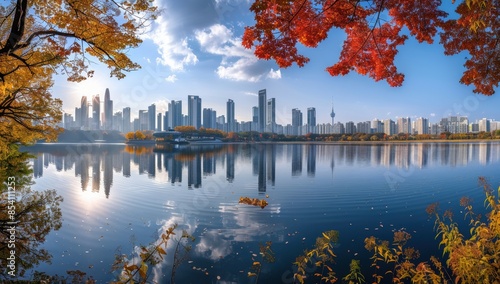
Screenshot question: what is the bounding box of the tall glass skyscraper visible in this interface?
[307,107,316,133]
[92,95,100,130]
[258,89,267,132]
[267,98,275,133]
[227,99,235,132]
[188,95,202,129]
[104,88,113,130]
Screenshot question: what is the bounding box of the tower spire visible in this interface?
[330,98,335,125]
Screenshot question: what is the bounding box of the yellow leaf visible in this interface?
[139,262,148,279]
[157,246,167,255]
[322,232,330,240]
[125,264,139,271]
[253,261,261,266]
[248,272,257,277]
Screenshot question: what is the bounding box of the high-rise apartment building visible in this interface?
[397,117,411,134]
[415,117,429,134]
[188,95,202,129]
[92,95,100,130]
[383,119,396,135]
[258,89,267,132]
[227,99,235,132]
[479,118,491,132]
[307,107,316,133]
[345,121,355,134]
[122,107,131,133]
[104,88,113,130]
[148,103,156,131]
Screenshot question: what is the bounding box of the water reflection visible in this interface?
[29,143,500,196]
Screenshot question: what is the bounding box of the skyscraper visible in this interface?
[81,96,89,130]
[122,107,131,133]
[168,100,182,129]
[292,108,303,135]
[307,107,316,133]
[157,113,162,131]
[104,88,113,130]
[267,98,276,133]
[258,89,266,132]
[227,99,235,132]
[92,95,100,130]
[188,95,202,129]
[148,103,156,130]
[139,110,148,130]
[203,108,216,129]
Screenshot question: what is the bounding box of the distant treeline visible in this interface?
[223,130,500,142]
[53,130,126,143]
[51,129,500,144]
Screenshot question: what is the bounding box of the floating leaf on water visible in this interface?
[238,196,269,209]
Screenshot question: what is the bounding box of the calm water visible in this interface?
[25,142,500,283]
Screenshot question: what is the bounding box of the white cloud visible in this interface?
[165,74,177,83]
[430,113,436,117]
[267,68,282,80]
[195,24,282,82]
[142,1,200,71]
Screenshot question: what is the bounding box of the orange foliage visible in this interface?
[244,0,499,95]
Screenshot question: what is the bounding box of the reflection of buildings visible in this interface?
[29,143,499,199]
[307,144,316,176]
[291,144,302,176]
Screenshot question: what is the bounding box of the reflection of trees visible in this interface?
[0,147,63,278]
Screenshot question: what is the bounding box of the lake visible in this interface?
[24,142,500,283]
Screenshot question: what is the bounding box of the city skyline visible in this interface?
[63,87,500,136]
[52,1,499,127]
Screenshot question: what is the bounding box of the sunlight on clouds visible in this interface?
[142,2,198,71]
[196,24,282,82]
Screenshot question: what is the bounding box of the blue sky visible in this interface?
[53,0,499,125]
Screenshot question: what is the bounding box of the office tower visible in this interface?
[267,98,276,133]
[188,95,202,129]
[307,107,316,133]
[227,99,235,132]
[168,100,182,129]
[81,96,89,130]
[74,107,81,128]
[122,107,131,133]
[292,108,303,135]
[104,88,113,130]
[157,113,162,131]
[148,103,156,131]
[252,106,258,123]
[113,111,123,132]
[163,111,169,130]
[415,117,429,134]
[371,118,383,133]
[397,117,411,134]
[203,108,216,129]
[92,95,100,130]
[258,89,266,132]
[139,110,148,130]
[64,113,73,129]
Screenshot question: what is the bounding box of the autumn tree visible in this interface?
[0,0,157,152]
[243,0,499,95]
